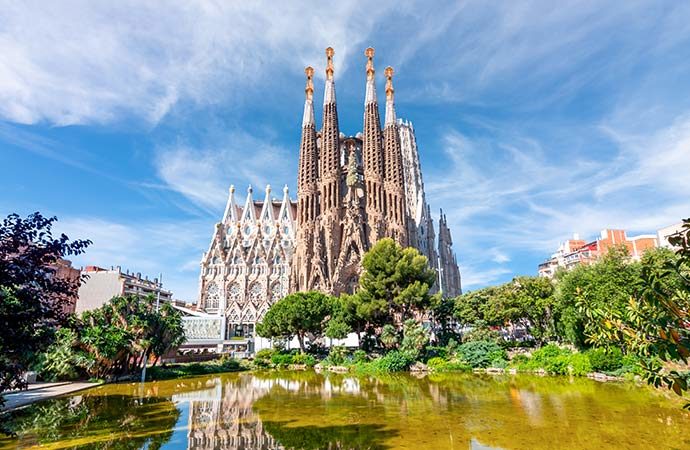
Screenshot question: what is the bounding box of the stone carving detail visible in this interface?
[198,184,295,334]
[183,317,223,340]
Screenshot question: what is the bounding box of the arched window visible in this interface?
[205,282,220,309]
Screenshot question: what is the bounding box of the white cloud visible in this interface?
[153,130,294,210]
[56,216,211,301]
[0,0,399,125]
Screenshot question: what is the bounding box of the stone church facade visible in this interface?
[184,48,460,354]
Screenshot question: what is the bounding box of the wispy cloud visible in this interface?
[0,0,400,126]
[57,216,211,301]
[153,130,294,211]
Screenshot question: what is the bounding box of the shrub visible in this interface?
[323,345,348,366]
[291,353,316,367]
[458,340,507,368]
[372,350,414,372]
[400,320,429,359]
[587,347,624,373]
[352,349,368,364]
[253,348,276,369]
[568,353,592,376]
[271,353,293,367]
[426,356,470,372]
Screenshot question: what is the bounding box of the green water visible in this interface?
[1,371,688,449]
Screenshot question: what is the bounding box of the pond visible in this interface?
[1,371,688,449]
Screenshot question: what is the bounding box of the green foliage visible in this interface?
[291,353,316,367]
[379,324,398,349]
[352,349,368,364]
[400,319,429,359]
[38,328,93,381]
[256,291,333,353]
[556,246,640,348]
[253,348,277,369]
[371,350,414,372]
[73,295,186,379]
[577,220,690,403]
[457,340,507,368]
[353,239,436,341]
[587,347,624,373]
[146,358,243,380]
[324,346,348,366]
[324,317,351,340]
[0,212,90,410]
[462,321,501,344]
[271,353,294,367]
[426,356,471,373]
[453,276,556,345]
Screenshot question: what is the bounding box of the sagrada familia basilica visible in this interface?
[182,48,461,354]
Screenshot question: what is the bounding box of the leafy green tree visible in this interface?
[501,276,556,345]
[555,246,640,348]
[580,220,690,404]
[0,212,90,409]
[357,238,436,326]
[62,295,185,379]
[430,294,457,345]
[256,291,333,353]
[453,286,505,328]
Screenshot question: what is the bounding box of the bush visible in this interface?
[271,353,293,367]
[568,353,592,376]
[323,345,348,366]
[587,347,624,373]
[352,349,368,364]
[372,350,414,372]
[291,353,316,367]
[458,340,507,368]
[426,356,471,372]
[253,348,277,369]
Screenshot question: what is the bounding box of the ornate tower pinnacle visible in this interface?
[302,66,315,127]
[362,46,385,244]
[384,66,396,126]
[304,66,314,100]
[382,65,406,245]
[326,47,335,80]
[365,47,375,79]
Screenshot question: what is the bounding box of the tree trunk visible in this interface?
[297,333,305,353]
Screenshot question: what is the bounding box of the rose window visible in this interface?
[227,282,242,305]
[248,282,263,305]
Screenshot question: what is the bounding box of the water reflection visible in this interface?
[2,371,689,449]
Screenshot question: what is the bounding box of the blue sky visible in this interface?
[2,1,690,300]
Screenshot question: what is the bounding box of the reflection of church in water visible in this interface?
[180,48,461,354]
[173,376,279,450]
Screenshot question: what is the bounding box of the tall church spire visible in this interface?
[362,47,385,244]
[317,47,343,290]
[292,67,320,292]
[382,66,407,246]
[319,47,341,212]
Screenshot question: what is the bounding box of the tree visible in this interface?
[357,238,436,328]
[0,212,90,407]
[256,291,333,353]
[580,220,690,404]
[555,246,640,348]
[50,295,186,379]
[501,276,556,345]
